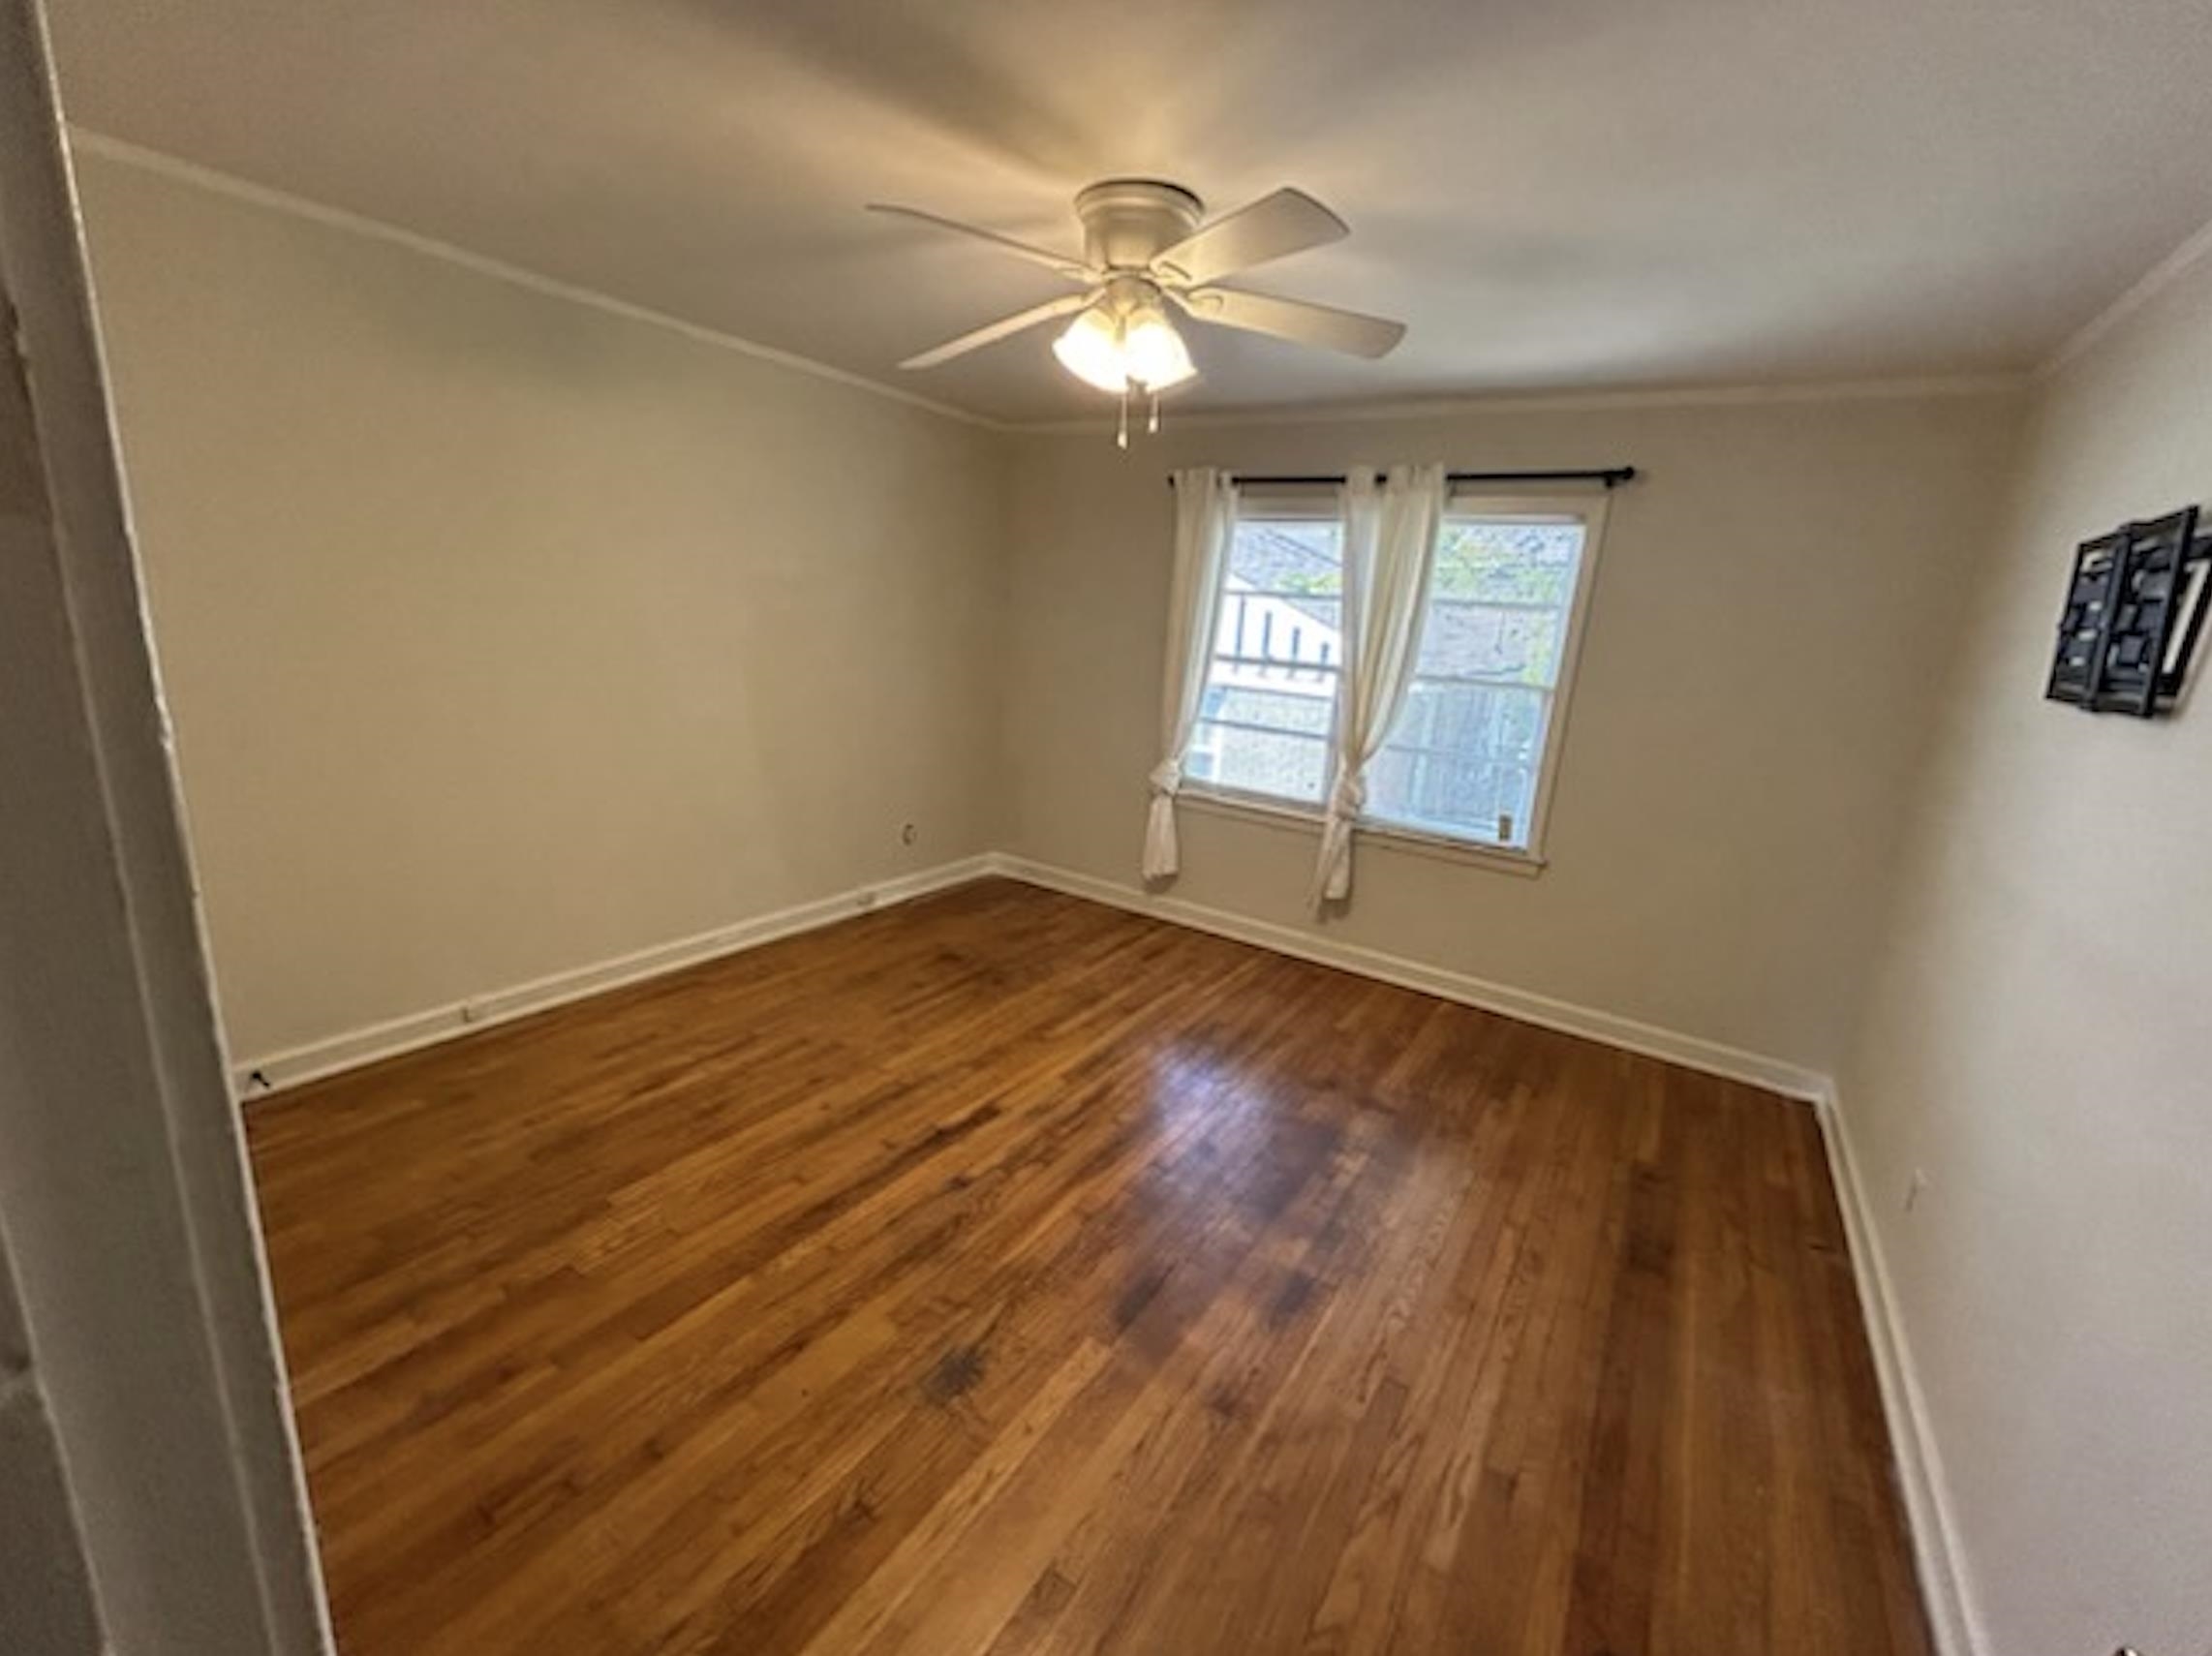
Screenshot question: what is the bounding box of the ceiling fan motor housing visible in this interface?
[1074,179,1204,272]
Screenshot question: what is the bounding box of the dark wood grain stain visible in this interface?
[920,1343,988,1406]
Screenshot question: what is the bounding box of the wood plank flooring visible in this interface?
[249,877,1930,1656]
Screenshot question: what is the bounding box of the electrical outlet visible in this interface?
[1905,1168,1929,1213]
[901,821,918,846]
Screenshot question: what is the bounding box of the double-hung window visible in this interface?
[1185,489,1345,807]
[1186,483,1605,865]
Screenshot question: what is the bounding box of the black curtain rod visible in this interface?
[1169,466,1637,489]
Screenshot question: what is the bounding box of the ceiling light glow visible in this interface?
[1052,305,1128,392]
[1052,289,1198,395]
[1122,303,1196,390]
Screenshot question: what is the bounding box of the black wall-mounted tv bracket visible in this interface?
[2045,506,2211,718]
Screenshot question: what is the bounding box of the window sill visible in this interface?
[1179,785,1547,879]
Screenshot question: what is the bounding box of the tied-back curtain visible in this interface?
[1143,468,1239,880]
[1311,463,1446,905]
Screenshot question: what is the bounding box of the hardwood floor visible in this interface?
[250,877,1929,1656]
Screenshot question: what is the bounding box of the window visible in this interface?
[1367,506,1591,851]
[1183,485,1604,864]
[1186,493,1344,806]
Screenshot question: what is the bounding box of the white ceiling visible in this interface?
[45,0,2212,423]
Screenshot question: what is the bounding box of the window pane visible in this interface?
[1220,518,1344,675]
[1368,682,1549,846]
[1188,720,1329,803]
[1214,592,1343,671]
[1415,602,1565,687]
[1367,513,1587,848]
[1194,516,1346,808]
[1203,683,1336,739]
[1229,519,1342,596]
[1430,518,1583,606]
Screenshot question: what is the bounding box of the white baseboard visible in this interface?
[982,852,1830,1102]
[236,849,1828,1104]
[232,855,996,1096]
[1814,1087,1983,1656]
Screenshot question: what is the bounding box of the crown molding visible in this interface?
[63,128,1007,432]
[2038,210,2212,380]
[1013,372,2030,435]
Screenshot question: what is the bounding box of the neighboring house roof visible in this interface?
[1232,524,1339,630]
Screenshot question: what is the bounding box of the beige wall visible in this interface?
[76,152,1008,1063]
[1001,394,2022,1076]
[72,148,2030,1089]
[1840,250,2212,1656]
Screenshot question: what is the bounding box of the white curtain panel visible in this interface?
[1143,467,1240,880]
[1311,463,1447,905]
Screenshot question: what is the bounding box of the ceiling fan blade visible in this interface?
[1152,188,1348,286]
[900,292,1094,369]
[867,203,1090,279]
[1176,287,1405,359]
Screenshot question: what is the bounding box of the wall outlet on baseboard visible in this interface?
[459,1000,483,1026]
[1905,1167,1929,1212]
[855,889,879,911]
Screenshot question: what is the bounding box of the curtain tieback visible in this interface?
[1149,758,1184,798]
[1308,766,1367,908]
[1326,769,1367,820]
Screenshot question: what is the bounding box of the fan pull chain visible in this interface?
[1148,387,1161,436]
[1117,383,1130,450]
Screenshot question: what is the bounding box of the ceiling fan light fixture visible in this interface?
[1051,293,1197,395]
[1121,302,1196,390]
[1052,304,1129,392]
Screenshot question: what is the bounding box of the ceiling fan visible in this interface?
[869,180,1405,440]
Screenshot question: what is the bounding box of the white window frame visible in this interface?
[1182,483,1611,875]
